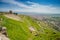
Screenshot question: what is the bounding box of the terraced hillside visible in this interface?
[0,13,60,40]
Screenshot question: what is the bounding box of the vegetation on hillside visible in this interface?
[0,13,60,40]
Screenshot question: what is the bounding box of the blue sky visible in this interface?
[0,0,60,14]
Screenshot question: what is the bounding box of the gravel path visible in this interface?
[4,14,22,21]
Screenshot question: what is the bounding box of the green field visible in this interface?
[0,13,60,40]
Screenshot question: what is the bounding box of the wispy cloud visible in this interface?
[1,0,60,13]
[1,0,31,8]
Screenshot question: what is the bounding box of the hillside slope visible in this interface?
[1,14,60,40]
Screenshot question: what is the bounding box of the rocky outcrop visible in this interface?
[0,33,10,40]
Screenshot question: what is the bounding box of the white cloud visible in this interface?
[13,1,60,13]
[1,0,31,8]
[1,0,60,13]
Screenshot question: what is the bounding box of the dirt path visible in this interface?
[4,14,22,21]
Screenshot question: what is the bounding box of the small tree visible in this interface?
[9,10,12,14]
[14,13,18,15]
